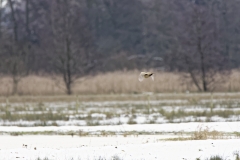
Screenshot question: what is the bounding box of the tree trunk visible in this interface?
[66,81,72,95]
[12,78,19,95]
[199,51,207,91]
[11,61,19,95]
[184,56,202,91]
[8,0,18,41]
[64,36,72,95]
[198,36,208,92]
[189,70,202,92]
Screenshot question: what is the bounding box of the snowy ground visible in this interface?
[0,122,239,159]
[1,94,240,159]
[0,122,240,134]
[0,135,239,160]
[1,96,240,127]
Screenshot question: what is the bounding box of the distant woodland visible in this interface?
[0,0,240,94]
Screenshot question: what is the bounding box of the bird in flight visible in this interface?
[138,72,154,82]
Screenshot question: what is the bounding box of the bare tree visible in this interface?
[0,0,33,95]
[49,0,96,95]
[173,1,229,92]
[6,0,26,95]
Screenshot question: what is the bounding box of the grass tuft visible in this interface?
[192,126,224,140]
[233,151,240,160]
[205,155,225,160]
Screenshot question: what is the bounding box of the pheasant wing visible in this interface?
[138,72,145,82]
[151,75,154,81]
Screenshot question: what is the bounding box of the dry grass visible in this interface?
[165,125,227,141]
[0,75,64,96]
[191,125,224,140]
[79,70,192,94]
[0,70,240,96]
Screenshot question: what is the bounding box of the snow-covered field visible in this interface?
[0,122,240,133]
[1,96,240,127]
[0,135,239,160]
[1,94,240,159]
[0,122,239,160]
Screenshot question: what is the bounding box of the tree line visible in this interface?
[0,0,240,94]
